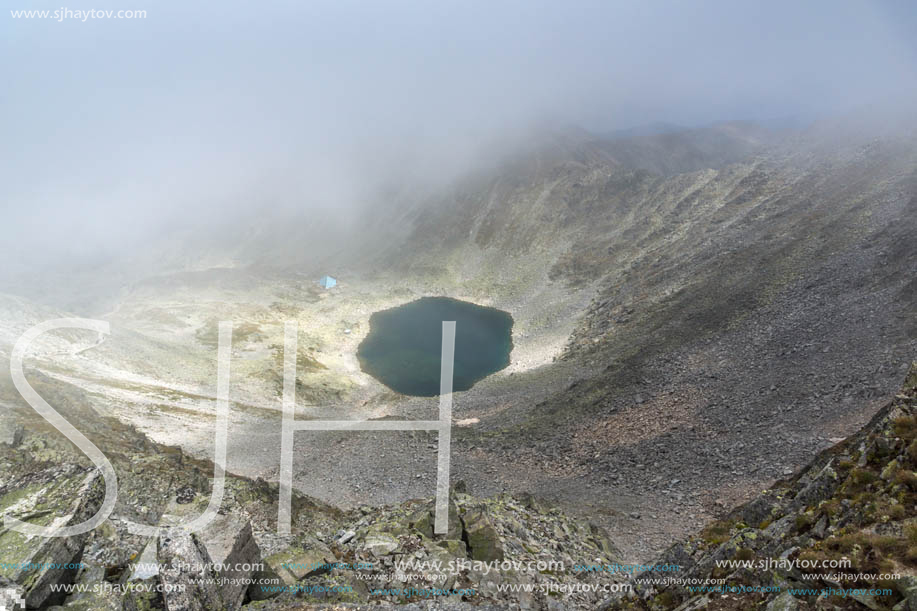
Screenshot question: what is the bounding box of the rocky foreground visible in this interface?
[2,358,917,610]
[604,362,917,611]
[0,366,621,610]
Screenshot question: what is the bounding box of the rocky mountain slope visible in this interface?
[1,116,915,609]
[362,117,917,557]
[605,362,917,611]
[0,359,621,610]
[2,357,915,610]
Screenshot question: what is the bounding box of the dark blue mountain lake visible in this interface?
[357,297,514,396]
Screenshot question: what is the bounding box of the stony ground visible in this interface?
[605,362,917,611]
[0,118,915,602]
[0,362,623,610]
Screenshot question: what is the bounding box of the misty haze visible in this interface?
[1,2,917,610]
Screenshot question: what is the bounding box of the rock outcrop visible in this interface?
[196,514,262,610]
[462,509,504,562]
[0,420,22,448]
[158,528,224,611]
[0,466,104,608]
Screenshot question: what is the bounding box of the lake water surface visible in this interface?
[357,297,513,396]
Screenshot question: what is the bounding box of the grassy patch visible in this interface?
[893,415,917,442]
[700,520,735,546]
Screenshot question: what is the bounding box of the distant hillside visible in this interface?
[592,121,778,176]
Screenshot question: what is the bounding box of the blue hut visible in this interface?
[318,275,337,289]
